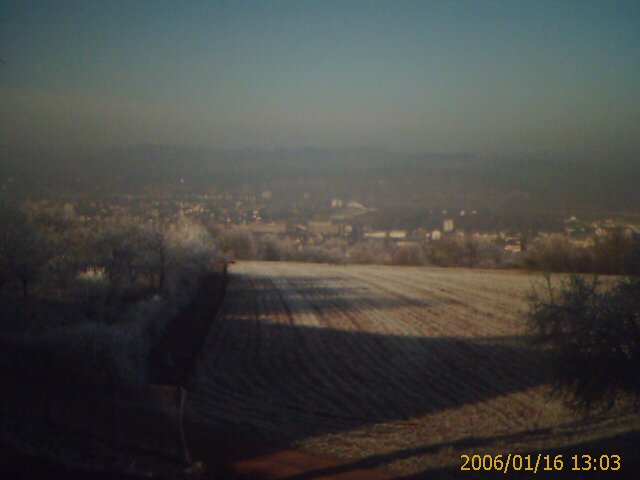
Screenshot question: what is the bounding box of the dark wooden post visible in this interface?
[177,386,192,466]
[111,371,117,447]
[45,351,51,427]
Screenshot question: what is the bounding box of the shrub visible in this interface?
[592,229,640,275]
[347,241,391,264]
[0,208,50,296]
[219,227,257,260]
[430,238,464,267]
[70,267,111,318]
[528,273,640,414]
[523,235,592,273]
[392,244,426,266]
[258,234,285,261]
[297,245,345,264]
[477,240,504,268]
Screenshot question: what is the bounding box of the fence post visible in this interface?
[45,350,51,428]
[111,370,117,448]
[177,386,192,466]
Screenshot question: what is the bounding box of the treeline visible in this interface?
[215,226,640,275]
[212,227,517,269]
[0,203,218,387]
[523,230,640,275]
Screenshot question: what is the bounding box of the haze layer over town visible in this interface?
[1,1,639,479]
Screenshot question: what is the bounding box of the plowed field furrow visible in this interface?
[267,272,396,419]
[344,267,533,410]
[340,269,538,400]
[360,269,541,387]
[283,290,419,419]
[347,270,485,338]
[186,261,637,477]
[364,265,529,312]
[348,268,506,335]
[316,304,484,416]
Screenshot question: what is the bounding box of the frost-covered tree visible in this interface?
[139,223,169,294]
[163,217,217,303]
[0,208,50,297]
[93,217,145,299]
[219,227,257,260]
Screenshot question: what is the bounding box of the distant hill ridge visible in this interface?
[1,144,638,214]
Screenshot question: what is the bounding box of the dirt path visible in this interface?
[144,263,392,479]
[149,266,229,386]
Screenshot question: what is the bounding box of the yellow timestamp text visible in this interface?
[460,453,621,474]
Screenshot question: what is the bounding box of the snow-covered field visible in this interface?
[189,261,639,477]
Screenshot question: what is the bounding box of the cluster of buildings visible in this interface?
[38,192,273,226]
[239,201,522,252]
[240,200,640,256]
[28,193,640,257]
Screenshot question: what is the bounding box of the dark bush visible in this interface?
[528,274,640,414]
[347,241,391,264]
[523,235,593,273]
[592,229,640,275]
[0,208,50,296]
[219,227,257,260]
[392,244,426,266]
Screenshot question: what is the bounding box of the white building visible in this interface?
[443,218,454,233]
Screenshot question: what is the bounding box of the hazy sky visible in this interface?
[1,0,639,155]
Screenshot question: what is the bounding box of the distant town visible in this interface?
[22,190,640,270]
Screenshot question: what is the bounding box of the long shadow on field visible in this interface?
[225,272,447,315]
[189,272,549,452]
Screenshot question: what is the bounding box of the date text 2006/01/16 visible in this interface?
[461,453,621,474]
